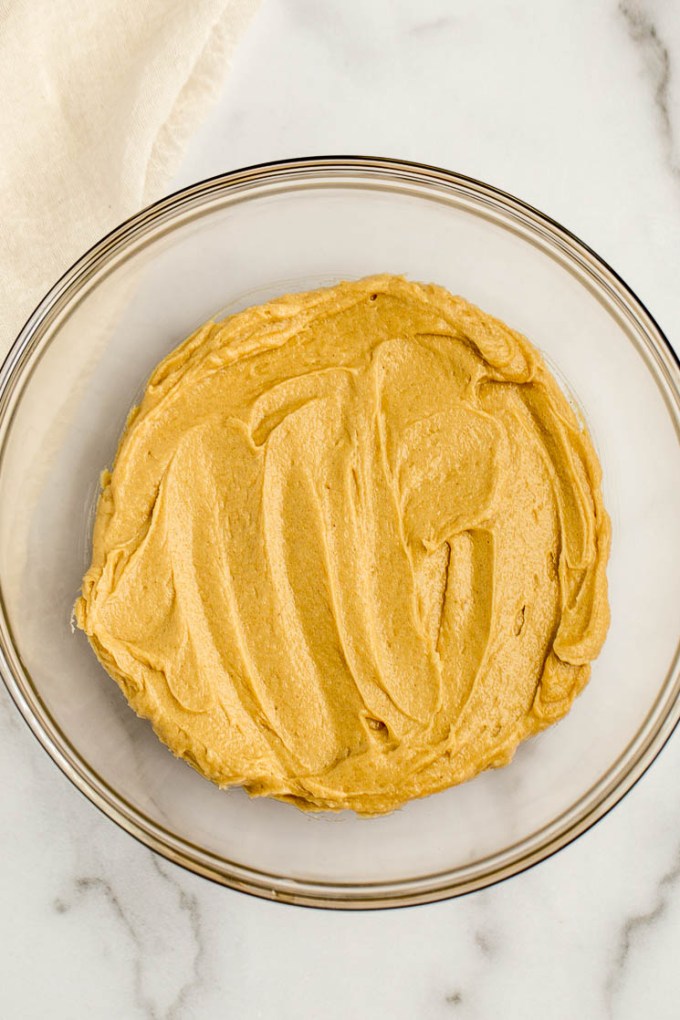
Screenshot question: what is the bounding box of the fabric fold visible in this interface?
[0,0,259,353]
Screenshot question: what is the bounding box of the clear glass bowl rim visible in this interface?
[1,155,679,910]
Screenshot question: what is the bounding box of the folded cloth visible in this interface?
[0,0,259,355]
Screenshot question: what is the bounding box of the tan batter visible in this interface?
[75,275,611,814]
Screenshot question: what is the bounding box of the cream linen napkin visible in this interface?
[0,0,259,355]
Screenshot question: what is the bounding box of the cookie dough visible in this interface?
[75,275,611,814]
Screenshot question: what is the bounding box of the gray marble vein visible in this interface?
[474,928,496,958]
[53,852,205,1020]
[409,16,456,37]
[619,0,679,177]
[151,855,206,1020]
[56,875,155,1019]
[605,845,680,1015]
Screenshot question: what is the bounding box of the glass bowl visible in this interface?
[1,157,679,910]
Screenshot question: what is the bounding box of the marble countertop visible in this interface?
[2,1,680,1016]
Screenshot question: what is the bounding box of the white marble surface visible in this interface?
[2,0,680,1016]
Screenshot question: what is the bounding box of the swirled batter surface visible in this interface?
[76,275,610,814]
